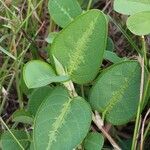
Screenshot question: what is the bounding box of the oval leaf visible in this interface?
[34,86,92,150]
[23,60,69,88]
[45,32,58,44]
[114,0,150,15]
[12,110,33,125]
[89,61,142,125]
[106,37,114,52]
[27,86,53,116]
[1,130,29,150]
[50,10,108,84]
[20,71,33,95]
[127,11,150,36]
[83,132,104,150]
[48,0,82,28]
[104,51,126,63]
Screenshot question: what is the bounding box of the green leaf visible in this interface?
[104,51,127,63]
[53,55,66,76]
[34,86,92,150]
[45,32,58,44]
[119,138,132,150]
[23,60,69,88]
[127,11,150,36]
[50,10,108,84]
[114,0,150,15]
[106,37,114,52]
[83,132,104,150]
[0,46,16,60]
[12,110,33,125]
[48,0,82,28]
[29,142,34,150]
[89,61,142,125]
[27,86,53,116]
[20,71,33,95]
[1,130,29,150]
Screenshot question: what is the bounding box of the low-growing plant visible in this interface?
[0,0,150,150]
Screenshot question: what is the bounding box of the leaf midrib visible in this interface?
[68,14,100,75]
[53,0,73,21]
[102,64,139,119]
[46,98,72,150]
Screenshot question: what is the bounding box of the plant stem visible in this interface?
[0,117,25,150]
[63,81,78,98]
[136,116,142,150]
[16,0,44,33]
[12,35,24,109]
[0,22,45,113]
[63,81,121,150]
[141,36,147,66]
[21,0,32,51]
[140,108,150,150]
[0,57,10,78]
[87,0,93,10]
[0,0,18,19]
[109,16,142,55]
[0,73,15,115]
[144,119,150,140]
[15,67,24,109]
[92,111,121,150]
[131,36,146,150]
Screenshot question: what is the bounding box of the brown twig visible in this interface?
[92,111,121,150]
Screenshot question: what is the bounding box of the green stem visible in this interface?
[141,36,147,66]
[15,68,24,109]
[0,0,18,19]
[22,0,32,51]
[14,23,45,108]
[87,0,93,10]
[0,59,17,92]
[16,0,44,33]
[0,22,44,111]
[12,35,24,109]
[0,57,10,78]
[108,16,142,55]
[0,117,25,150]
[0,73,15,115]
[131,36,146,150]
[131,68,144,150]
